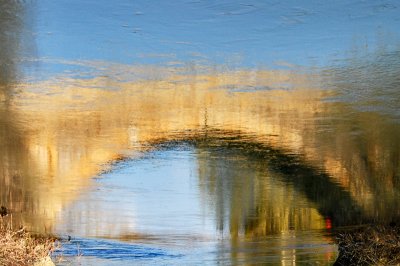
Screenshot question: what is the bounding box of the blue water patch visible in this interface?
[54,237,182,261]
[31,0,400,69]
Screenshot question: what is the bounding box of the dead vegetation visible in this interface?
[335,225,400,265]
[0,215,57,266]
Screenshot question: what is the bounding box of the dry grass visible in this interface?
[0,219,57,266]
[335,225,400,265]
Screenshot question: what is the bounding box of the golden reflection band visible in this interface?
[1,66,399,232]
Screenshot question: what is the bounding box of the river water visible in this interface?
[1,1,400,265]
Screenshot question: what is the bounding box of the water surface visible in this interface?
[1,0,400,265]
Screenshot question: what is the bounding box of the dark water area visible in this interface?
[1,0,400,265]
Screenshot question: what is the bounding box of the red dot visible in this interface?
[325,217,332,229]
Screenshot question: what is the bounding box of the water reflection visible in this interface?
[56,144,336,264]
[1,2,400,262]
[196,141,337,264]
[0,1,43,230]
[0,55,399,262]
[0,1,36,99]
[0,1,22,93]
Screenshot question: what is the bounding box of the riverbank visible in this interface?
[0,218,57,266]
[335,225,400,265]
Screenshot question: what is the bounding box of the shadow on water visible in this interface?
[151,130,391,231]
[185,133,365,228]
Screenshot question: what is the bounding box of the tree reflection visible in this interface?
[0,1,46,231]
[195,136,363,232]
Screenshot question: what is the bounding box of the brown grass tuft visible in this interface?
[335,225,400,266]
[0,219,57,266]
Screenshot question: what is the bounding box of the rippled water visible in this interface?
[1,0,400,265]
